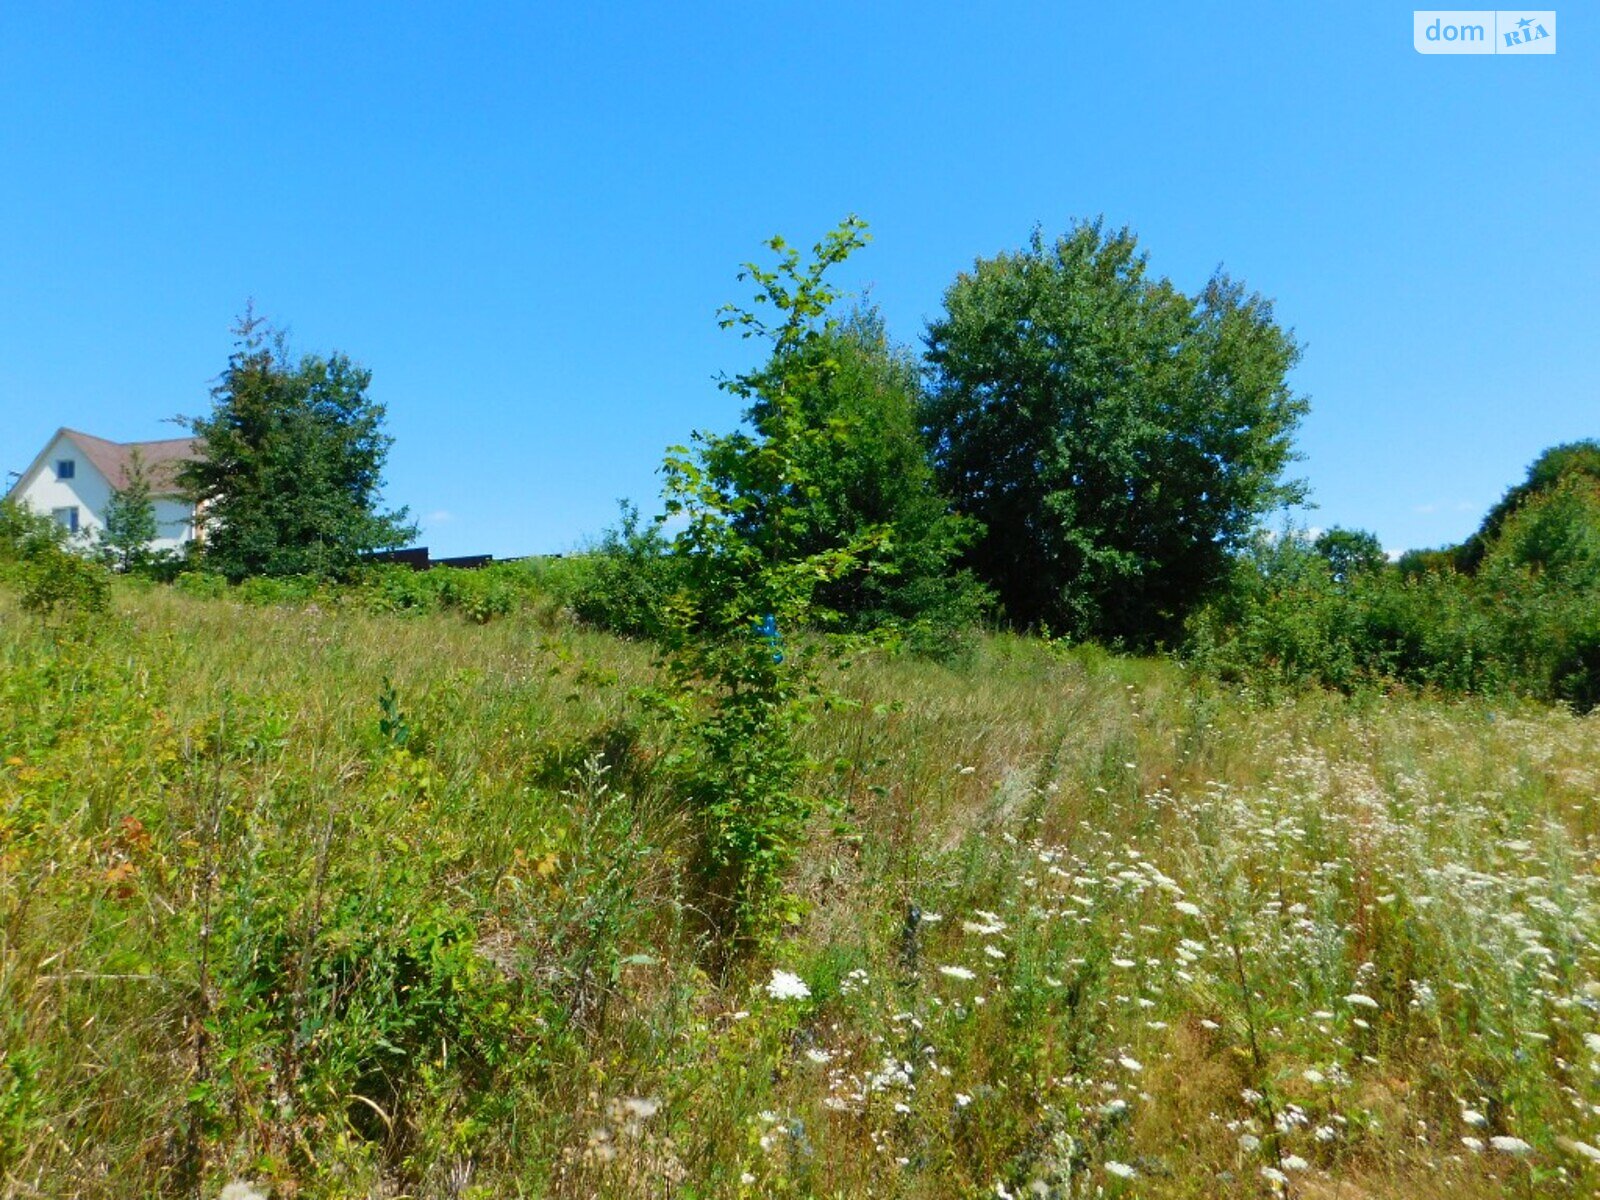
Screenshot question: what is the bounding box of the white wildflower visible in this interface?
[1118,1055,1143,1073]
[1489,1136,1533,1155]
[1344,993,1379,1009]
[766,970,811,1001]
[1105,1161,1136,1178]
[939,965,977,981]
[1558,1137,1600,1162]
[219,1187,268,1200]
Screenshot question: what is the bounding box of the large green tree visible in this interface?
[924,220,1308,643]
[179,313,416,581]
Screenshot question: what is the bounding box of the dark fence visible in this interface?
[366,547,433,570]
[363,548,563,572]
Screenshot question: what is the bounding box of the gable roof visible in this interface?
[59,429,198,496]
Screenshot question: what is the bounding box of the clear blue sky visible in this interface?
[2,2,1594,557]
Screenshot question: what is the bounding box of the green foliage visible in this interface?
[567,502,684,638]
[1190,466,1600,709]
[94,448,160,572]
[925,220,1308,644]
[1456,438,1600,572]
[1185,529,1367,694]
[178,309,417,582]
[705,306,989,640]
[4,552,1600,1197]
[1,498,110,624]
[234,573,325,607]
[1313,526,1387,583]
[1482,471,1600,588]
[357,562,553,624]
[16,549,111,623]
[0,497,65,564]
[172,569,230,600]
[650,218,881,947]
[163,560,564,626]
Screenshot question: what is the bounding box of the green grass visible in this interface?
[3,584,1600,1197]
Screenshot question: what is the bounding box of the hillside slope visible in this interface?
[3,586,1599,1198]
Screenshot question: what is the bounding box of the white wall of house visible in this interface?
[11,432,194,554]
[152,496,196,547]
[15,432,112,543]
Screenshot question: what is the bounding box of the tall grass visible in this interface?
[2,584,1598,1197]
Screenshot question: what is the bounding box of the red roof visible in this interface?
[59,428,199,496]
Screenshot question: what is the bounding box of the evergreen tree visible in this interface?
[97,448,159,572]
[179,311,416,581]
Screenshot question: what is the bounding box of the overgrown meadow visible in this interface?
[4,581,1599,1198]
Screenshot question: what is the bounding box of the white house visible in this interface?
[6,428,200,554]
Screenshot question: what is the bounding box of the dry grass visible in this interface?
[3,585,1598,1197]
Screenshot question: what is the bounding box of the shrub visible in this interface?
[567,503,683,638]
[1,500,111,624]
[1191,504,1600,709]
[1184,530,1364,693]
[0,498,65,564]
[16,550,111,622]
[173,571,231,601]
[358,564,445,615]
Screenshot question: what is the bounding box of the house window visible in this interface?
[52,507,79,534]
[56,459,75,480]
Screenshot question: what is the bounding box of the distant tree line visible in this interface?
[11,217,1594,708]
[1188,441,1600,708]
[570,218,1596,707]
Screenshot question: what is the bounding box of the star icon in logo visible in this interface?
[1516,16,1534,29]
